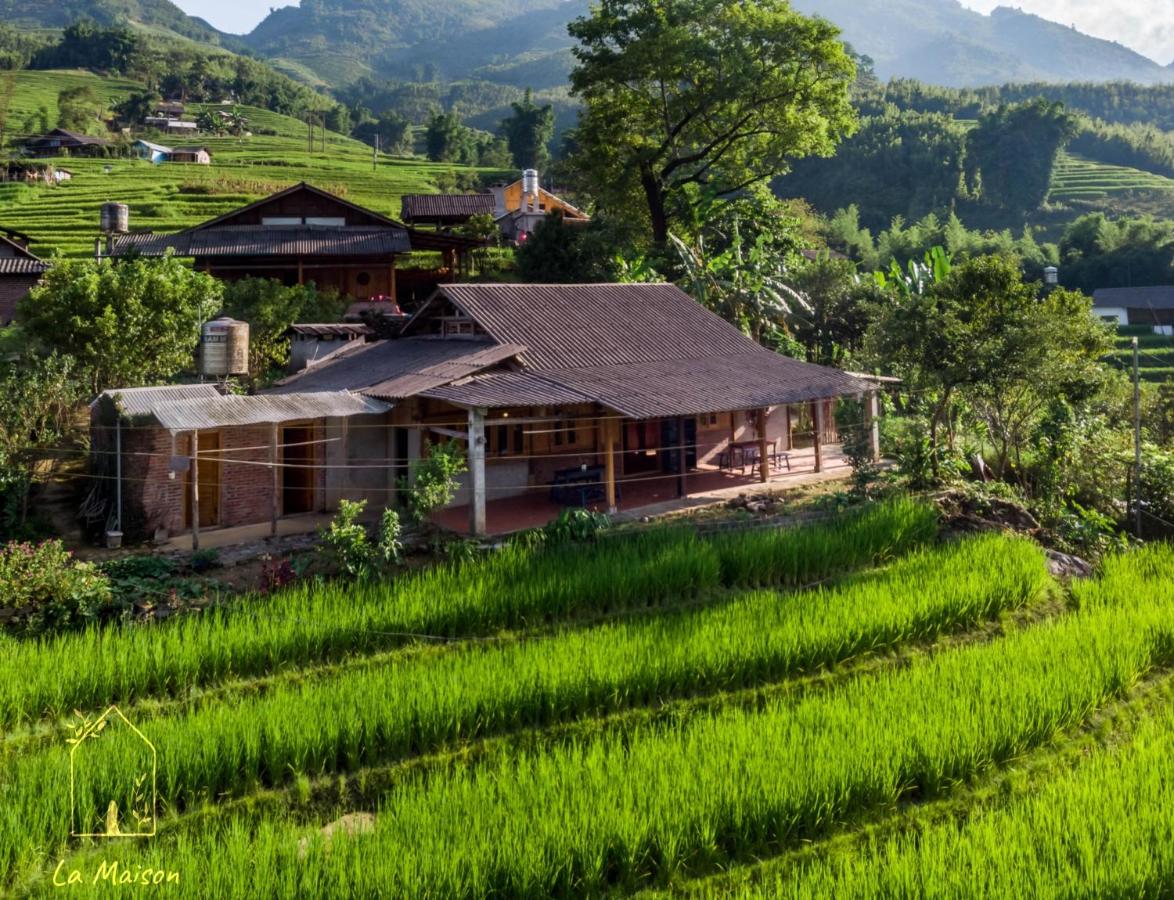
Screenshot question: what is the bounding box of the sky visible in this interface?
[961,1,1174,64]
[178,0,1174,64]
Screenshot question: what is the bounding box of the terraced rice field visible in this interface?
[1,70,498,259]
[1049,151,1174,202]
[1,497,1172,897]
[1104,325,1174,384]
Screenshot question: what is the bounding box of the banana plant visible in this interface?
[874,245,953,298]
[669,219,810,342]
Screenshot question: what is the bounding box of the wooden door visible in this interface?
[282,425,316,515]
[184,431,221,529]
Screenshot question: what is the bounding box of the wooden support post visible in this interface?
[297,257,304,286]
[604,417,618,514]
[812,401,825,474]
[270,422,279,537]
[389,261,397,303]
[676,416,688,499]
[468,407,487,537]
[757,409,770,483]
[867,390,881,463]
[190,430,200,551]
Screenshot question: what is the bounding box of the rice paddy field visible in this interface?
[1049,151,1174,203]
[1,70,496,259]
[1,497,1173,897]
[1104,324,1174,384]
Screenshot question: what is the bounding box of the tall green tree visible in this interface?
[498,88,555,171]
[968,100,1077,215]
[56,86,102,133]
[20,257,222,395]
[221,278,346,386]
[425,112,476,164]
[566,0,856,246]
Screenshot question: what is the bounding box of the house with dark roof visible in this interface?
[1093,286,1174,333]
[93,283,879,544]
[108,183,483,307]
[401,170,589,242]
[20,129,111,158]
[400,193,496,228]
[0,227,49,324]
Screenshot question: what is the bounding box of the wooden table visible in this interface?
[723,439,785,475]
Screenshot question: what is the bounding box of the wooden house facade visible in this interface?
[109,183,482,306]
[93,284,877,544]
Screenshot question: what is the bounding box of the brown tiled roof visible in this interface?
[417,284,770,369]
[421,371,596,408]
[539,353,865,419]
[268,339,524,399]
[272,284,866,416]
[406,284,868,416]
[400,194,495,222]
[111,225,411,258]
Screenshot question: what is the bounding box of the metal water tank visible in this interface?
[522,168,539,197]
[200,317,249,377]
[100,202,129,234]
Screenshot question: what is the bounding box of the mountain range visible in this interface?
[11,0,1174,90]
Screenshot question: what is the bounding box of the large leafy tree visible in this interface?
[868,255,1112,478]
[20,257,222,395]
[566,0,856,246]
[498,89,555,172]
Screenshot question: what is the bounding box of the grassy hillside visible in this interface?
[1,71,502,259]
[1050,152,1174,203]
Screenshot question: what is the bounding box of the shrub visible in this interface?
[0,540,113,634]
[319,500,374,579]
[400,441,467,526]
[543,508,612,544]
[1138,449,1174,536]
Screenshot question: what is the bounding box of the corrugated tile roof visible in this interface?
[150,392,390,432]
[268,339,523,398]
[400,194,495,221]
[424,284,761,370]
[1093,286,1174,311]
[539,353,867,419]
[271,284,869,416]
[111,225,410,258]
[287,323,373,338]
[94,384,222,418]
[422,371,596,408]
[0,258,49,275]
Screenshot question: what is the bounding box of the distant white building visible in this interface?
[1092,286,1174,336]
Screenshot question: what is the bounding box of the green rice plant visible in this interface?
[0,499,937,730]
[760,674,1174,898]
[0,531,1021,883]
[34,544,1170,897]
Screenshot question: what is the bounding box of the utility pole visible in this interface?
[307,117,312,157]
[373,134,379,172]
[1133,336,1143,538]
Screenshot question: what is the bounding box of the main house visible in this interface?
[91,284,877,544]
[109,183,483,307]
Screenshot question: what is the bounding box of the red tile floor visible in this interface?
[432,445,851,536]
